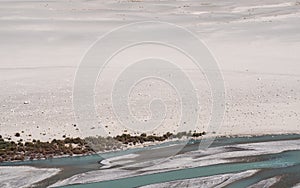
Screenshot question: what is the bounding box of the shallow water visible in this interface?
[59,150,300,188]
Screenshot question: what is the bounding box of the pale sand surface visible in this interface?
[0,166,60,188]
[0,0,300,142]
[140,170,258,188]
[141,175,279,188]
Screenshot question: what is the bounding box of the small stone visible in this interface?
[24,101,30,104]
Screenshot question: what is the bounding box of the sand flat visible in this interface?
[0,0,299,141]
[0,166,60,188]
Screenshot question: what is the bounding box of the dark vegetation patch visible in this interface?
[0,137,94,162]
[0,131,206,162]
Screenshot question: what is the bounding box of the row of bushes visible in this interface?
[113,131,206,145]
[0,131,206,162]
[0,137,94,162]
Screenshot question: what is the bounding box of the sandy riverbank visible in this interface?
[0,0,299,142]
[0,166,60,188]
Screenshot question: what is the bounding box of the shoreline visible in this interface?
[1,132,299,165]
[0,131,206,163]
